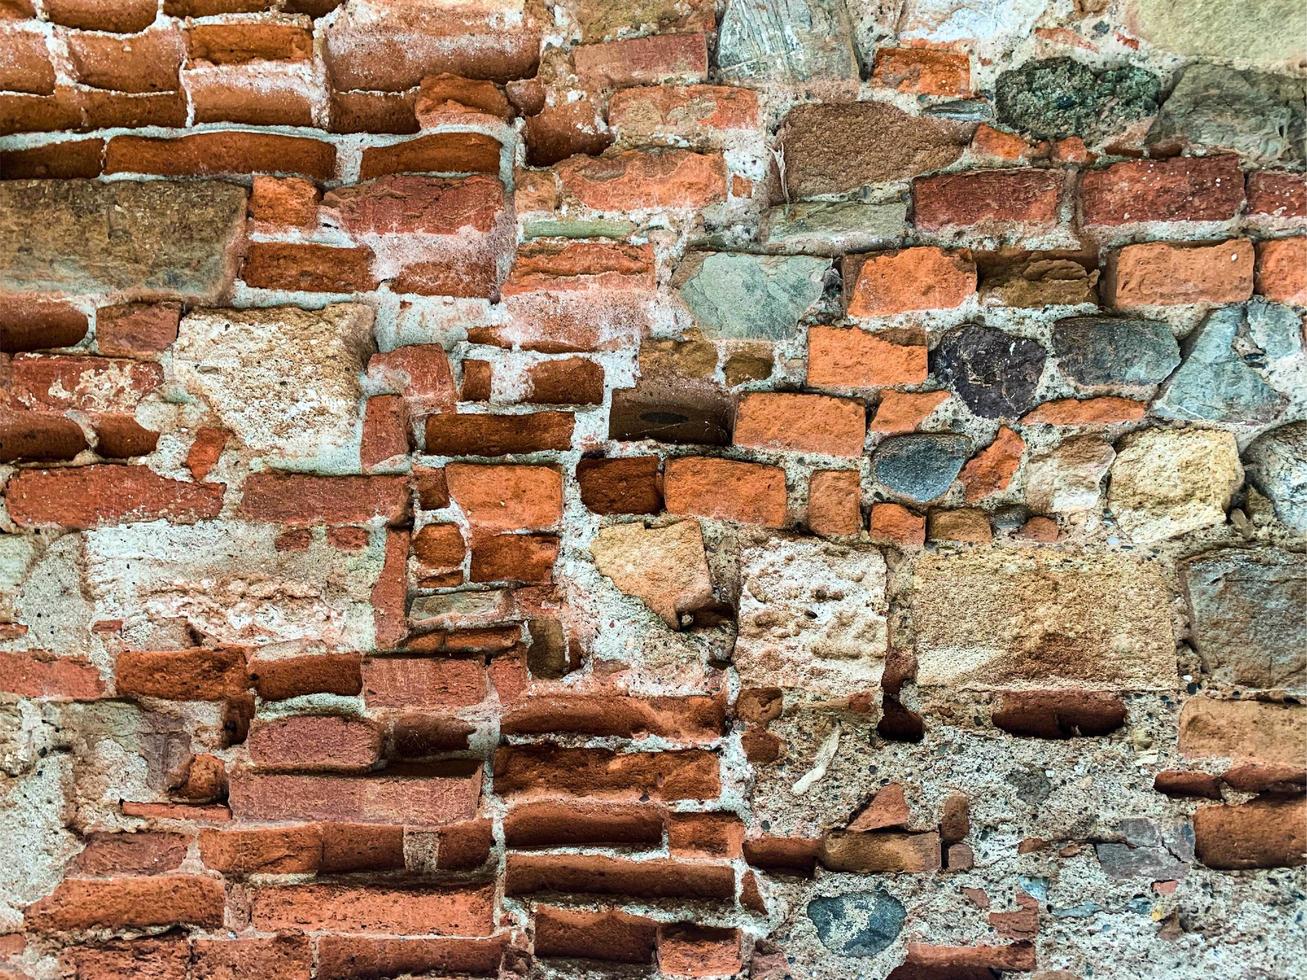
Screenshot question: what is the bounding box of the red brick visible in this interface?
[658,924,742,978]
[534,906,657,963]
[65,26,184,93]
[1080,155,1245,226]
[362,656,486,709]
[845,247,976,317]
[189,69,312,127]
[198,825,321,874]
[115,648,248,700]
[0,25,55,94]
[248,714,382,772]
[0,410,87,462]
[0,651,104,699]
[869,502,926,548]
[913,169,1064,232]
[72,833,188,877]
[526,357,605,405]
[445,463,563,531]
[228,765,482,824]
[664,457,787,526]
[493,745,720,801]
[501,692,724,741]
[368,345,457,413]
[1247,170,1307,220]
[470,532,559,583]
[573,32,708,88]
[186,22,313,64]
[238,473,409,526]
[82,89,188,129]
[25,876,224,932]
[506,853,734,900]
[105,131,335,180]
[91,414,157,459]
[329,88,419,134]
[556,149,727,211]
[424,411,574,455]
[61,937,190,980]
[250,882,494,934]
[412,522,466,578]
[44,0,157,32]
[0,139,103,179]
[0,303,87,354]
[608,84,760,144]
[248,175,319,228]
[959,426,1024,502]
[820,830,941,872]
[735,392,866,457]
[1194,796,1306,869]
[315,936,507,980]
[358,133,501,180]
[9,354,162,412]
[7,465,224,529]
[241,241,378,293]
[1022,397,1148,426]
[1106,239,1254,308]
[184,427,227,482]
[873,46,970,96]
[373,528,410,650]
[1256,236,1307,305]
[362,394,410,471]
[95,303,181,357]
[991,690,1126,738]
[191,936,312,980]
[416,72,513,124]
[666,812,745,858]
[807,469,862,536]
[504,801,665,849]
[577,456,663,514]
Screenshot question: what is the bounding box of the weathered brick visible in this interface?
[807,470,862,537]
[238,473,409,526]
[1194,797,1306,870]
[1256,236,1307,305]
[573,32,708,88]
[1080,155,1245,226]
[424,411,574,455]
[0,651,104,699]
[115,648,248,700]
[191,936,312,980]
[241,242,379,293]
[845,247,977,317]
[105,132,335,180]
[315,936,507,980]
[577,456,663,514]
[872,46,971,96]
[913,169,1064,232]
[734,392,866,457]
[534,906,657,963]
[228,765,482,824]
[250,883,495,934]
[505,854,734,900]
[1105,239,1254,308]
[556,149,727,211]
[247,715,383,772]
[25,876,225,932]
[65,26,183,93]
[608,84,759,144]
[362,656,486,709]
[445,463,563,531]
[8,466,225,529]
[808,326,928,388]
[664,457,787,526]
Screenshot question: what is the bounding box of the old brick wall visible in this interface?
[0,0,1304,977]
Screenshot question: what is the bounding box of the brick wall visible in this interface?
[0,1,1304,978]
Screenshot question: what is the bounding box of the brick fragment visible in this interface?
[807,470,862,537]
[249,175,319,228]
[1256,236,1307,305]
[0,410,87,463]
[871,390,950,434]
[1247,170,1306,220]
[72,832,188,877]
[191,936,312,980]
[0,139,103,179]
[573,32,708,88]
[1022,397,1148,425]
[95,303,181,357]
[869,502,926,548]
[504,801,664,849]
[44,0,157,32]
[556,149,727,211]
[186,23,314,64]
[359,133,501,180]
[501,692,724,741]
[992,691,1127,738]
[0,651,104,699]
[66,25,184,93]
[362,656,486,709]
[1194,797,1306,869]
[505,853,734,900]
[873,46,970,96]
[470,532,559,583]
[315,936,506,980]
[658,924,742,978]
[228,765,482,825]
[0,25,56,94]
[493,745,720,800]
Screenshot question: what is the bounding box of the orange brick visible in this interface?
[1256,236,1307,306]
[807,470,862,537]
[958,426,1023,502]
[846,247,976,317]
[734,392,866,457]
[556,149,727,211]
[663,457,787,526]
[869,502,925,548]
[873,46,970,96]
[1106,239,1254,308]
[870,390,950,434]
[1021,397,1148,426]
[808,326,929,389]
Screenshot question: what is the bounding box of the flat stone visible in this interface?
[1182,548,1306,689]
[1024,436,1115,515]
[995,57,1161,142]
[913,548,1176,690]
[674,252,829,341]
[716,0,857,83]
[0,179,246,302]
[590,520,714,629]
[761,200,909,255]
[898,0,1049,60]
[1245,421,1307,532]
[931,323,1046,419]
[806,890,905,958]
[1108,428,1243,544]
[1149,63,1306,165]
[872,433,971,503]
[173,305,375,470]
[1095,818,1193,880]
[1052,316,1180,387]
[780,102,969,198]
[736,537,888,698]
[1152,303,1292,425]
[1128,0,1306,71]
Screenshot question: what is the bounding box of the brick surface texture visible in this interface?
[0,2,1304,979]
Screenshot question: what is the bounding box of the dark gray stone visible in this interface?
[716,0,857,83]
[1182,548,1306,689]
[931,323,1046,419]
[1052,316,1180,387]
[675,252,829,341]
[872,434,971,503]
[995,57,1161,142]
[1149,63,1306,165]
[0,179,246,302]
[1152,303,1294,425]
[807,890,905,958]
[1245,422,1307,533]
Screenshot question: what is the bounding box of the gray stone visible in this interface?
[931,323,1046,419]
[807,890,905,958]
[995,57,1161,142]
[716,0,858,83]
[1245,421,1307,532]
[1182,548,1306,689]
[1128,0,1307,71]
[1149,63,1307,165]
[675,252,829,341]
[780,101,969,198]
[872,433,971,503]
[761,200,909,255]
[0,179,246,302]
[1095,818,1193,880]
[1153,304,1292,425]
[1052,316,1180,387]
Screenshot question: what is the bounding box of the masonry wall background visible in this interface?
[0,1,1305,978]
